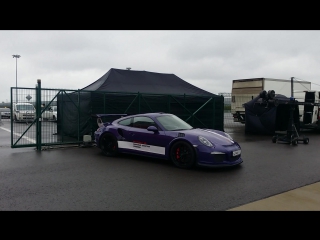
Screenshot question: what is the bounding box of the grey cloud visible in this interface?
[1,30,320,103]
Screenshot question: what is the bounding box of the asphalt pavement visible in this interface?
[1,118,320,211]
[228,181,320,211]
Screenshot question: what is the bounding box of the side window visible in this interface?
[118,117,133,127]
[133,116,156,129]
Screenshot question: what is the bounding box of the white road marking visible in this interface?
[0,126,36,143]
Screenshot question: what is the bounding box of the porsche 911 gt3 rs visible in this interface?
[93,112,243,169]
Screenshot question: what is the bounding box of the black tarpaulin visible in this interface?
[244,93,300,135]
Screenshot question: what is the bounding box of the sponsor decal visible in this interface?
[118,141,165,155]
[133,140,150,149]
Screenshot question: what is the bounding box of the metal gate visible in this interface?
[11,80,83,151]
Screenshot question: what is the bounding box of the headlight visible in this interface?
[198,136,213,147]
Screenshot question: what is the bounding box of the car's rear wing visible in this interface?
[91,114,127,128]
[91,114,127,118]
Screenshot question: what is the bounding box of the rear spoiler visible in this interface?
[91,114,127,118]
[91,114,127,128]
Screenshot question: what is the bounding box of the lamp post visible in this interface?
[12,54,21,103]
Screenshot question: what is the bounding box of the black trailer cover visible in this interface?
[244,93,300,135]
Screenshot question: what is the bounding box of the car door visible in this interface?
[123,116,171,156]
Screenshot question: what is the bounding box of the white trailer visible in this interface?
[300,90,320,129]
[231,78,311,123]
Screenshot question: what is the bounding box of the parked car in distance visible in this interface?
[12,103,36,122]
[93,112,243,169]
[51,106,57,121]
[0,107,11,119]
[41,106,55,121]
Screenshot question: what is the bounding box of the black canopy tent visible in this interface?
[82,68,215,95]
[57,68,224,139]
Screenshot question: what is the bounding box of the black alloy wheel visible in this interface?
[170,141,196,169]
[100,133,118,157]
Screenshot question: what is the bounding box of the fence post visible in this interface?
[36,79,42,151]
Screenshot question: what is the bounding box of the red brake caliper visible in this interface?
[176,147,180,160]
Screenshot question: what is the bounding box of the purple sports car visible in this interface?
[93,112,243,169]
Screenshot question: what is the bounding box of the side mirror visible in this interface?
[147,126,158,132]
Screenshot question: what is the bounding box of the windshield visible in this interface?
[16,105,35,111]
[156,115,193,131]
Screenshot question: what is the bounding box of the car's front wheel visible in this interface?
[170,141,196,169]
[100,133,118,157]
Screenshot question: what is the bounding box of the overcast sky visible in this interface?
[1,30,320,103]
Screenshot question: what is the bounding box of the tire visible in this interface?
[170,141,196,169]
[100,133,118,157]
[292,139,298,145]
[272,136,277,143]
[303,138,309,144]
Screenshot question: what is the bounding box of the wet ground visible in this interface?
[1,118,320,211]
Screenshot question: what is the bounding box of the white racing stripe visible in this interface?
[118,141,165,155]
[0,126,36,143]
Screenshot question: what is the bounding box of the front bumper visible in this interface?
[194,144,243,167]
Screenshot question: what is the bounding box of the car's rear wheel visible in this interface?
[170,141,196,169]
[100,133,118,157]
